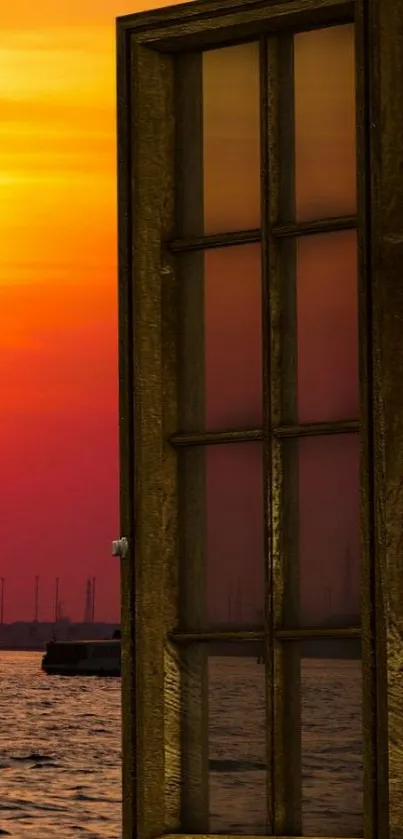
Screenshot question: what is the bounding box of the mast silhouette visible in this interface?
[34,575,39,623]
[91,577,96,623]
[343,544,352,614]
[0,577,4,625]
[54,577,59,623]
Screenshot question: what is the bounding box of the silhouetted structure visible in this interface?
[84,579,93,623]
[34,575,39,623]
[0,621,120,650]
[0,578,4,625]
[54,577,60,623]
[92,576,96,623]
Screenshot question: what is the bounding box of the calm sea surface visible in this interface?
[0,652,121,838]
[0,651,362,838]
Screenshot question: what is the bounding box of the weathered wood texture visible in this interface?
[122,40,180,839]
[116,2,403,839]
[264,35,302,835]
[175,52,210,832]
[119,0,354,51]
[116,22,137,839]
[365,1,403,838]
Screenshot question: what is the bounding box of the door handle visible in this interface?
[112,537,129,559]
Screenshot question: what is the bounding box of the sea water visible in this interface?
[0,651,362,838]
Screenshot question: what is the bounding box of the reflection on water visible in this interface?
[301,658,363,836]
[208,655,267,834]
[208,656,363,837]
[0,652,362,837]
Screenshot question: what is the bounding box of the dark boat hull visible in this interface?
[41,638,121,677]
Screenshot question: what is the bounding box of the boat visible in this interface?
[41,638,121,677]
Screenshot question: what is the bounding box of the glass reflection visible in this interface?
[179,443,264,630]
[296,231,358,423]
[294,25,356,221]
[283,434,360,627]
[181,645,267,834]
[203,43,260,234]
[297,642,363,836]
[178,245,262,431]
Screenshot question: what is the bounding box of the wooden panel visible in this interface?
[115,4,395,839]
[117,35,180,839]
[116,23,136,839]
[175,52,210,833]
[361,1,403,839]
[132,39,179,836]
[118,0,353,31]
[354,9,385,839]
[121,0,354,53]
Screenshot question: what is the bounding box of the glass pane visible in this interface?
[296,231,358,423]
[282,434,360,627]
[175,44,260,237]
[181,644,267,834]
[294,25,356,221]
[203,44,260,234]
[282,640,363,837]
[178,245,262,431]
[179,444,264,629]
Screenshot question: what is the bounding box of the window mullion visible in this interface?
[260,35,275,837]
[265,33,303,836]
[124,39,179,839]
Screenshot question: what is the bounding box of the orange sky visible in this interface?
[0,0,194,623]
[0,2,357,626]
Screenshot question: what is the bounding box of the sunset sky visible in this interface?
[0,2,357,625]
[0,0,191,623]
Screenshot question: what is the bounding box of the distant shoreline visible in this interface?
[0,646,44,652]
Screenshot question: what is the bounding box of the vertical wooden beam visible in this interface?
[260,36,274,835]
[116,25,136,839]
[362,1,403,837]
[175,52,210,833]
[355,7,387,839]
[121,37,178,839]
[265,34,302,835]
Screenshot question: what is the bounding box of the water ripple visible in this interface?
[0,651,121,838]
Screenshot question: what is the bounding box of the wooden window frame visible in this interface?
[115,1,400,839]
